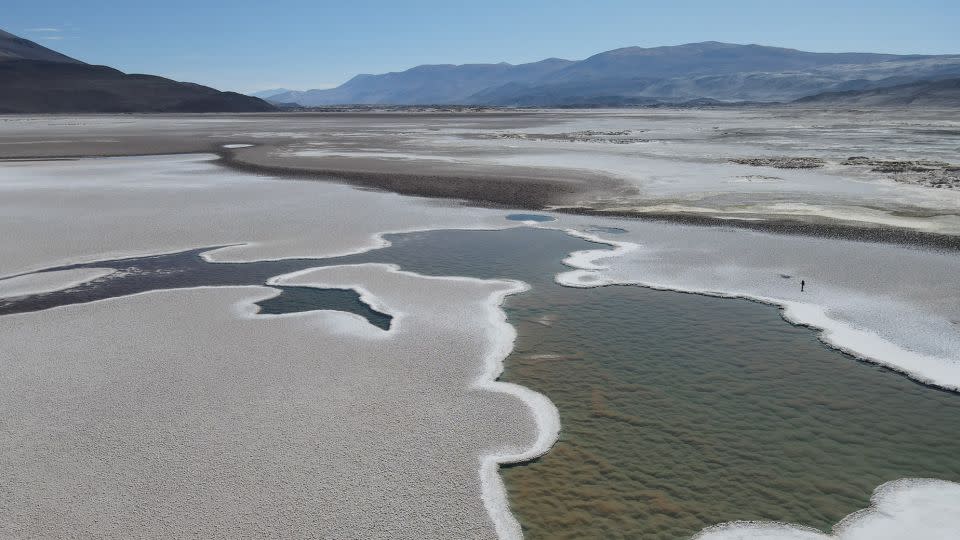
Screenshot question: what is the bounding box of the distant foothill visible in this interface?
[0,28,275,113]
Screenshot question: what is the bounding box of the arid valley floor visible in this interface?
[1,108,959,539]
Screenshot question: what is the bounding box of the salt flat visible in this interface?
[0,276,537,538]
[0,268,114,298]
[0,112,958,538]
[0,153,509,276]
[0,153,541,538]
[2,109,957,237]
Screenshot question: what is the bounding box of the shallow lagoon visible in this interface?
[501,253,960,539]
[506,214,557,223]
[4,226,959,539]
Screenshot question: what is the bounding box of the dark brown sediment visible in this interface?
[213,147,609,209]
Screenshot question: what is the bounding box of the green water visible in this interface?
[15,226,957,538]
[501,280,960,539]
[255,286,392,330]
[250,226,958,538]
[506,214,558,222]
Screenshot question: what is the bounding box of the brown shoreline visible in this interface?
[214,148,598,209]
[213,148,960,252]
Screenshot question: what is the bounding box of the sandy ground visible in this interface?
[1,109,958,242]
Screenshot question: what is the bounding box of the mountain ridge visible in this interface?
[270,57,574,105]
[268,42,960,106]
[0,29,275,113]
[251,88,296,99]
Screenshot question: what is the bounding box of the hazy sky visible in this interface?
[5,0,958,93]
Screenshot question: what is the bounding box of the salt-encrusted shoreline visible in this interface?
[0,255,561,539]
[3,150,958,538]
[554,228,960,392]
[692,478,960,539]
[0,268,114,298]
[269,264,560,539]
[473,282,559,540]
[0,269,551,537]
[0,153,557,538]
[3,219,957,537]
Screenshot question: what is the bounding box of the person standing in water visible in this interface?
[801,279,805,292]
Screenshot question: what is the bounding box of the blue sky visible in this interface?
[5,0,958,93]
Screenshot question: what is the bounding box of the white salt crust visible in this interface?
[693,478,960,540]
[270,264,559,540]
[555,228,960,392]
[0,268,114,298]
[0,153,514,276]
[2,153,959,538]
[0,275,544,538]
[0,154,546,538]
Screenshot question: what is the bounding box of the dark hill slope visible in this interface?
[0,28,82,63]
[794,77,960,107]
[0,29,274,113]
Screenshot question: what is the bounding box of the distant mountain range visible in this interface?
[250,88,296,99]
[270,58,574,106]
[266,42,960,107]
[0,29,274,113]
[793,77,960,107]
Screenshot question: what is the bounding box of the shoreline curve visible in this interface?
[554,228,960,393]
